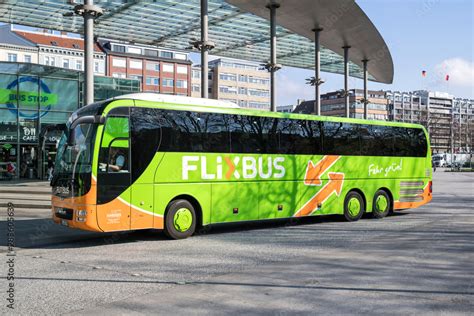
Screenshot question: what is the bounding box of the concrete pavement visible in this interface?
[0,171,473,315]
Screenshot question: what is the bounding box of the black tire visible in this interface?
[164,199,196,240]
[343,191,365,222]
[372,190,391,219]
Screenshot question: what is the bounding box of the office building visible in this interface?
[191,66,202,98]
[4,25,107,76]
[387,90,474,153]
[277,104,298,113]
[98,39,192,95]
[0,25,38,64]
[293,89,389,120]
[207,58,270,110]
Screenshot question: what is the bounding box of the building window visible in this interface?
[128,75,142,82]
[219,86,237,94]
[248,89,269,98]
[219,73,237,81]
[50,57,56,67]
[129,59,143,69]
[248,101,270,109]
[112,45,126,53]
[238,74,247,82]
[176,80,187,89]
[177,65,188,75]
[160,51,173,59]
[162,64,174,73]
[94,61,100,73]
[174,53,187,60]
[239,87,247,95]
[192,84,200,92]
[44,56,50,65]
[76,60,82,70]
[146,62,160,71]
[239,100,248,107]
[127,47,142,54]
[63,58,70,69]
[24,55,31,63]
[7,53,17,62]
[192,70,201,79]
[162,79,174,87]
[144,49,158,57]
[146,77,160,86]
[112,57,126,68]
[112,72,126,78]
[249,76,269,85]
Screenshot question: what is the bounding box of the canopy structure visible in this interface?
[0,0,394,116]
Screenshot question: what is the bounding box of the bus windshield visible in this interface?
[54,123,97,179]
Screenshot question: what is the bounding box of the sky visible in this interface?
[193,0,474,106]
[5,0,473,106]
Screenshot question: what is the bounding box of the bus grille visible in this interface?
[399,181,425,202]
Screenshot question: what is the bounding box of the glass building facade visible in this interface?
[0,62,140,180]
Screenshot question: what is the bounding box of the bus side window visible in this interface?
[99,117,130,173]
[107,139,129,173]
[393,126,411,156]
[371,125,394,156]
[322,122,360,156]
[202,112,231,153]
[230,115,261,153]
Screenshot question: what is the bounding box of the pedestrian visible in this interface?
[6,162,16,180]
[47,156,54,181]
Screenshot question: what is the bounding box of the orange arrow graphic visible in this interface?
[294,172,345,217]
[304,155,340,186]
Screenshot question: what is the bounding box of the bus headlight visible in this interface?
[77,210,87,217]
[76,217,86,222]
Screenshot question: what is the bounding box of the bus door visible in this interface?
[97,116,131,231]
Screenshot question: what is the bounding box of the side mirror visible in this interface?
[67,115,105,146]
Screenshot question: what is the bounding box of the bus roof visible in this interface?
[114,93,240,109]
[98,93,426,131]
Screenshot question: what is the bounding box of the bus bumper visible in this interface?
[52,202,103,232]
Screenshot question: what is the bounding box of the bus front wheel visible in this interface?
[372,190,391,219]
[343,191,365,222]
[164,199,197,240]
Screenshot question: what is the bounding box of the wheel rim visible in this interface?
[347,197,361,217]
[375,195,388,213]
[173,208,193,232]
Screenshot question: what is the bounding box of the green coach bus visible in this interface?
[51,93,432,239]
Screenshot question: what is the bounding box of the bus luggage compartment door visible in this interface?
[211,182,259,223]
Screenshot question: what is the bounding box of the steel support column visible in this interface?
[267,3,280,112]
[313,28,323,115]
[84,1,94,105]
[201,0,209,98]
[343,46,350,117]
[73,1,102,106]
[363,59,368,119]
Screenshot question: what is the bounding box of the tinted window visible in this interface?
[363,125,394,156]
[200,112,231,152]
[130,108,162,181]
[323,122,360,156]
[128,108,427,158]
[393,127,413,157]
[230,115,263,153]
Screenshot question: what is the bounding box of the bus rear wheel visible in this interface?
[372,190,391,219]
[164,199,196,240]
[344,191,365,222]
